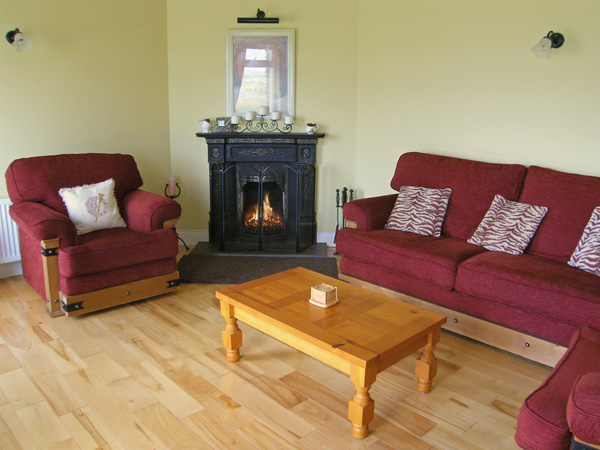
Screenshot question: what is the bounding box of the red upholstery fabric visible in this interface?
[515,326,600,450]
[338,152,600,352]
[456,252,600,330]
[343,194,397,231]
[122,190,182,232]
[339,256,577,344]
[519,166,600,262]
[389,152,527,240]
[9,202,77,248]
[5,153,143,216]
[17,229,47,300]
[567,372,600,445]
[59,228,178,277]
[336,228,486,290]
[60,258,177,296]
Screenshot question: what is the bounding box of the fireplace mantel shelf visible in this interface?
[196,132,325,139]
[196,132,325,146]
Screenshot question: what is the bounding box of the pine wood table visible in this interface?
[216,267,447,438]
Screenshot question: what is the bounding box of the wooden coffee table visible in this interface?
[216,267,447,438]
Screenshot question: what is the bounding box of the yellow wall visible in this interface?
[167,0,359,233]
[355,0,600,197]
[3,1,600,237]
[0,0,171,197]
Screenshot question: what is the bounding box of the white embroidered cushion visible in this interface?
[467,194,548,255]
[569,206,600,276]
[59,178,127,235]
[384,186,452,237]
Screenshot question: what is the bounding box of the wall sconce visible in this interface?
[5,28,32,51]
[531,31,564,58]
[238,9,279,24]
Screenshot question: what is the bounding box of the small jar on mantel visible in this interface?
[306,123,319,134]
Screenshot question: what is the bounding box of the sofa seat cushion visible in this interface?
[456,252,600,328]
[336,228,486,290]
[59,228,179,277]
[340,256,579,345]
[567,372,600,446]
[515,326,600,450]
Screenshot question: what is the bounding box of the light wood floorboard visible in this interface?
[0,247,551,449]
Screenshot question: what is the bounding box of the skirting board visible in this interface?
[177,230,336,248]
[0,261,22,279]
[339,273,567,368]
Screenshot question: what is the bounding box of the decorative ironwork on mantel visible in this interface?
[229,137,295,144]
[232,114,293,134]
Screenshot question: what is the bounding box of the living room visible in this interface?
[1,1,599,449]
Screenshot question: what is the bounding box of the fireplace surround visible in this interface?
[197,132,325,252]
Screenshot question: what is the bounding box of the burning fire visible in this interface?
[243,191,283,231]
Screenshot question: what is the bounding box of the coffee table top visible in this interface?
[216,267,447,368]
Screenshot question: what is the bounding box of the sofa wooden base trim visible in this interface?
[339,273,567,367]
[59,272,180,317]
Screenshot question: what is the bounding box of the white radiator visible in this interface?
[0,198,21,264]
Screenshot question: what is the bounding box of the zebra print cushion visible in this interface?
[569,207,600,276]
[467,194,548,255]
[384,186,452,237]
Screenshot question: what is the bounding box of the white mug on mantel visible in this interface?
[306,123,319,134]
[200,119,214,133]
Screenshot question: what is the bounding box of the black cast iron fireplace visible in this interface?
[197,133,325,252]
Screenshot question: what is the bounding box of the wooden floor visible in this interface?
[0,248,551,450]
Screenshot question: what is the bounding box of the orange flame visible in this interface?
[243,191,283,229]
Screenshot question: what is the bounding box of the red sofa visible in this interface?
[336,152,600,365]
[5,153,182,316]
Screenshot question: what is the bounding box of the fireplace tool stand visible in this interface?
[334,187,354,245]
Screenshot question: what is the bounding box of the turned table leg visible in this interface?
[415,328,441,393]
[220,302,243,362]
[348,365,377,438]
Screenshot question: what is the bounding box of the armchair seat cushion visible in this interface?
[60,258,177,296]
[60,228,178,277]
[336,228,486,290]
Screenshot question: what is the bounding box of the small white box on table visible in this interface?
[309,283,339,308]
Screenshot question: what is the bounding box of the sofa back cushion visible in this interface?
[519,166,600,262]
[5,153,143,216]
[390,152,527,240]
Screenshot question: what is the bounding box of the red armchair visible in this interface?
[5,153,181,317]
